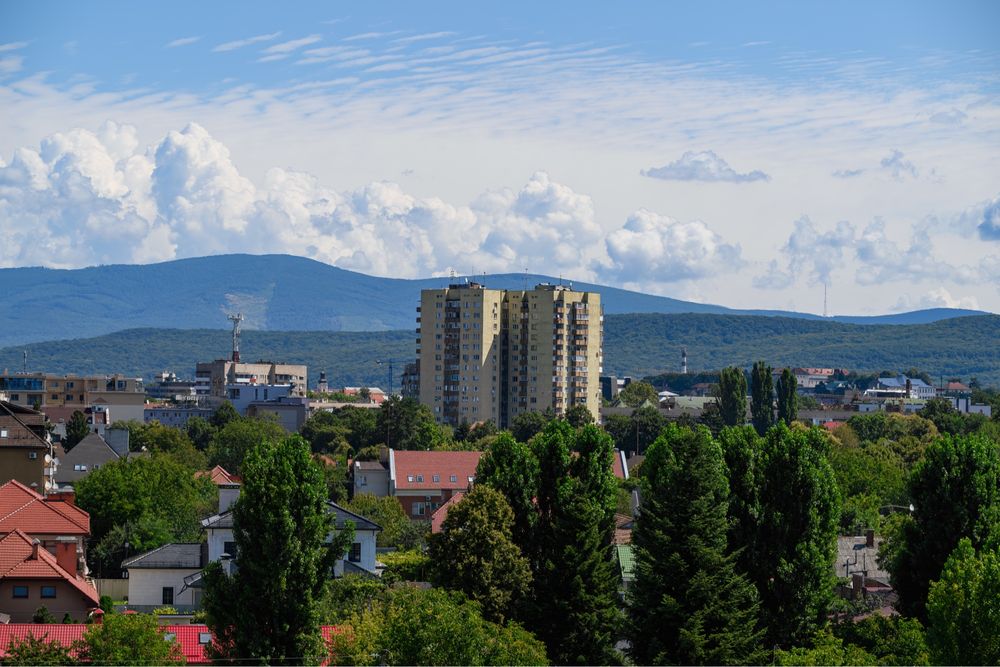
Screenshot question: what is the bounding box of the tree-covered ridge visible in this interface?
[2,313,998,387]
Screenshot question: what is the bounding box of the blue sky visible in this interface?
[1,1,999,315]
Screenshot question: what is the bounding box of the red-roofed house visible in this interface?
[0,529,99,621]
[429,491,465,534]
[0,480,91,578]
[389,450,482,519]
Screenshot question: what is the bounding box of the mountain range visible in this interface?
[0,254,989,348]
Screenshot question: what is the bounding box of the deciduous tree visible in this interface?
[750,361,774,436]
[718,366,747,427]
[776,368,798,425]
[618,380,658,408]
[81,613,184,665]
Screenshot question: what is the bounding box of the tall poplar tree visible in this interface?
[750,361,774,436]
[776,368,798,425]
[718,367,747,427]
[203,435,353,665]
[475,432,539,550]
[629,425,762,665]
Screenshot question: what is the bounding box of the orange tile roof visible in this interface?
[195,465,241,485]
[0,530,99,606]
[430,491,465,534]
[391,450,482,491]
[0,480,90,536]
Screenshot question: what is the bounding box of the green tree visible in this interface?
[429,486,532,623]
[603,406,667,456]
[300,410,350,454]
[210,401,240,428]
[375,396,444,450]
[750,361,774,436]
[509,411,549,444]
[883,434,1000,620]
[185,415,216,451]
[81,613,184,665]
[202,434,354,665]
[628,424,762,665]
[563,404,595,428]
[618,380,658,407]
[475,432,539,549]
[718,425,762,577]
[138,421,206,469]
[206,416,287,474]
[3,631,78,666]
[732,424,841,648]
[926,538,1000,665]
[63,410,90,451]
[346,493,409,548]
[321,575,386,624]
[717,366,747,427]
[773,629,876,666]
[328,586,548,666]
[833,615,928,666]
[31,605,56,624]
[776,368,798,425]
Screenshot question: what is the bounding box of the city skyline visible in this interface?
[1,1,999,315]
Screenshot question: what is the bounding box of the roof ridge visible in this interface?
[327,501,382,530]
[0,403,50,448]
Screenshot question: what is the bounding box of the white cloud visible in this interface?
[894,288,981,312]
[0,42,29,53]
[262,35,321,55]
[165,36,201,48]
[641,150,770,183]
[0,56,23,74]
[602,209,742,284]
[754,217,855,288]
[833,149,921,180]
[212,32,282,53]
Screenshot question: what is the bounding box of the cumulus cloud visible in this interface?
[930,108,967,125]
[976,195,1000,241]
[832,149,920,180]
[893,288,980,312]
[753,217,855,289]
[601,209,742,284]
[641,150,770,183]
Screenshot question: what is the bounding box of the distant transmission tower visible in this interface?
[228,313,244,362]
[823,282,829,318]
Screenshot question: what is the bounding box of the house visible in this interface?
[56,430,131,486]
[0,401,58,491]
[353,460,390,497]
[0,529,100,622]
[341,387,387,405]
[870,375,936,400]
[836,531,893,602]
[0,480,91,577]
[429,491,465,534]
[388,450,483,519]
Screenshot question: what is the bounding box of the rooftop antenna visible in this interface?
[23,349,27,373]
[523,267,528,291]
[227,313,244,363]
[823,282,829,318]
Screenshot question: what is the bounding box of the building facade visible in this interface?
[0,373,146,423]
[0,401,58,491]
[194,360,307,399]
[417,282,602,428]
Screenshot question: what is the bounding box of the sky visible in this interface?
[1,1,999,315]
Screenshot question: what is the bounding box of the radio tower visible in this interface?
[823,282,829,318]
[228,313,244,362]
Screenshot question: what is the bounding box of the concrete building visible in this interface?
[194,360,307,399]
[0,401,58,492]
[0,372,146,423]
[144,404,215,429]
[146,372,198,402]
[417,282,602,429]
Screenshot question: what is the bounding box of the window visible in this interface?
[407,475,414,482]
[0,429,7,438]
[412,502,425,516]
[41,586,56,599]
[349,542,362,562]
[450,474,457,482]
[12,586,28,598]
[28,452,37,460]
[359,475,367,487]
[199,633,212,645]
[416,474,423,482]
[432,474,440,482]
[74,464,87,471]
[162,587,174,605]
[223,541,237,558]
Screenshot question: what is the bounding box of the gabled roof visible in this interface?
[57,433,122,483]
[0,530,99,606]
[430,491,465,534]
[123,543,203,569]
[0,625,87,661]
[390,450,482,491]
[195,465,241,485]
[0,480,90,535]
[0,401,48,449]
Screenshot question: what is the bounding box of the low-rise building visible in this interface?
[56,430,131,486]
[0,530,100,622]
[0,372,145,423]
[195,360,307,399]
[0,401,58,491]
[144,404,215,429]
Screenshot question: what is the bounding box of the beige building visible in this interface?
[417,282,602,428]
[194,360,308,399]
[0,372,145,422]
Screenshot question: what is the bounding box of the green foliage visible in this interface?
[628,424,762,665]
[926,538,1000,665]
[618,380,658,407]
[209,401,240,429]
[476,432,540,549]
[129,421,207,469]
[184,416,215,451]
[602,406,668,456]
[563,404,595,427]
[773,628,876,666]
[832,615,928,666]
[378,549,431,584]
[828,440,907,532]
[917,397,991,436]
[321,575,387,624]
[375,396,448,450]
[64,410,90,451]
[315,453,349,502]
[203,434,352,665]
[846,413,938,465]
[301,410,350,454]
[750,361,774,436]
[718,366,747,427]
[429,486,532,623]
[98,595,115,615]
[31,606,56,624]
[206,415,287,474]
[75,453,216,576]
[81,613,184,665]
[327,586,548,666]
[509,411,549,444]
[883,434,1000,620]
[3,631,78,666]
[776,368,798,425]
[346,494,409,548]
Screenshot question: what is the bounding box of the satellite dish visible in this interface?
[44,454,52,464]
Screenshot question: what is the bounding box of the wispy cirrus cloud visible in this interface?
[165,36,201,48]
[0,42,29,53]
[212,32,282,53]
[258,34,322,62]
[642,150,770,183]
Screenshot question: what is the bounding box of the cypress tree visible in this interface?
[629,424,762,665]
[718,366,747,427]
[776,368,798,425]
[750,361,774,436]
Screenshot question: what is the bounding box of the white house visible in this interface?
[121,543,205,612]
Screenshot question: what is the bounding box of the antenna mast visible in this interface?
[823,282,828,318]
[228,313,244,362]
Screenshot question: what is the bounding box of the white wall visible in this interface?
[127,568,200,606]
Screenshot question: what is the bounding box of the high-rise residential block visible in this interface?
[417,282,602,428]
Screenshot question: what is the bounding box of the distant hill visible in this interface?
[2,313,997,388]
[0,254,988,347]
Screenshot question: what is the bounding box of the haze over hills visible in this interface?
[2,314,997,388]
[0,254,989,348]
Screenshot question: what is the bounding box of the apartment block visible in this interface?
[0,372,146,423]
[194,360,307,399]
[417,282,602,428]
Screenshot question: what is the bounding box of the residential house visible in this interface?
[56,430,131,486]
[0,401,57,491]
[0,530,100,622]
[388,450,483,518]
[353,460,390,497]
[245,395,308,432]
[122,543,206,611]
[870,375,937,400]
[836,531,893,602]
[0,480,91,578]
[341,387,387,404]
[429,492,465,534]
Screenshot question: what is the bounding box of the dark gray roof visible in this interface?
[123,543,203,569]
[57,433,122,484]
[354,461,386,471]
[202,502,381,532]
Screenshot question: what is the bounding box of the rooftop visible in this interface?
[391,450,482,491]
[0,480,90,535]
[123,543,203,570]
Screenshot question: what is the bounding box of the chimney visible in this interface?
[905,378,912,398]
[32,540,41,560]
[55,538,78,577]
[865,528,875,549]
[47,490,76,505]
[218,484,241,513]
[852,573,864,599]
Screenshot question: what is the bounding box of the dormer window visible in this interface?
[432,474,440,482]
[407,475,414,482]
[416,474,424,482]
[450,474,457,482]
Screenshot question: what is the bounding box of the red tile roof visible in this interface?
[0,530,99,606]
[391,450,482,491]
[430,491,465,534]
[612,450,627,480]
[195,465,241,485]
[0,480,90,535]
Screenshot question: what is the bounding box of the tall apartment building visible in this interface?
[417,282,602,429]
